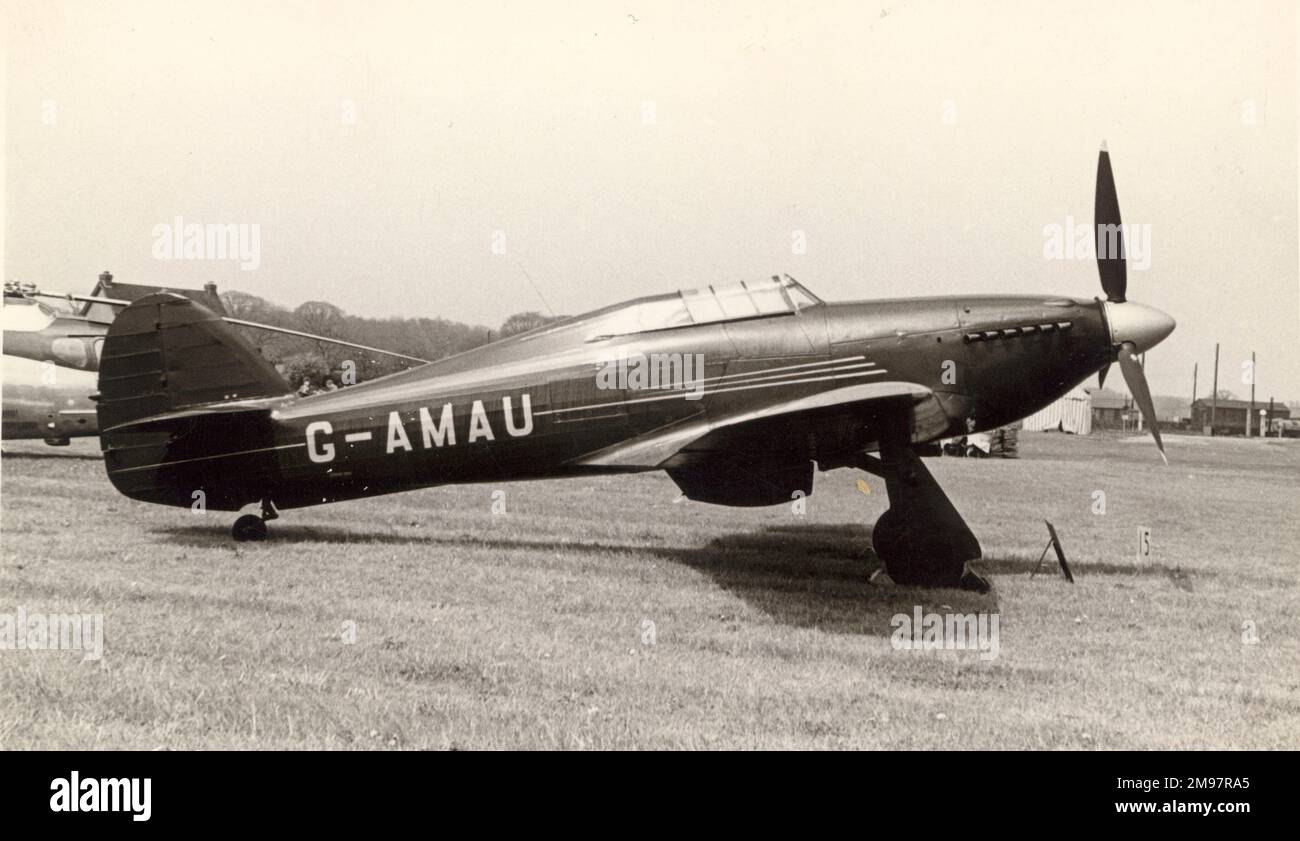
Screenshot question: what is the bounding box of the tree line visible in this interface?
[219,290,564,391]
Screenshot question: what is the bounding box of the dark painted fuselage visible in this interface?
[111,292,1112,511]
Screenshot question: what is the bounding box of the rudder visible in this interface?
[97,292,290,430]
[96,293,293,510]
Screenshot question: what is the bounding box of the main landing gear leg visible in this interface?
[857,440,989,592]
[231,498,278,542]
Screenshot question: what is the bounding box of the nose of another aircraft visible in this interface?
[1105,300,1176,353]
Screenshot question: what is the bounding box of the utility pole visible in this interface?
[1210,343,1219,435]
[1137,353,1147,431]
[1191,362,1198,422]
[1248,351,1256,437]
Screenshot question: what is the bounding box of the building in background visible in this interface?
[1086,388,1131,429]
[1021,387,1143,435]
[85,270,225,321]
[1190,399,1292,437]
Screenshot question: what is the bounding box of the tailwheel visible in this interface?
[232,514,269,542]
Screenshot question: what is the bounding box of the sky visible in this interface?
[3,0,1297,401]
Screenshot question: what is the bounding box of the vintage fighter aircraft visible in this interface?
[94,146,1173,589]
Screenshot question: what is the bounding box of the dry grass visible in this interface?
[1,431,1297,749]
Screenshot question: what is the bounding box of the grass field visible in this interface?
[1,431,1297,749]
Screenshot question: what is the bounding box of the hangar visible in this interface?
[1021,387,1093,434]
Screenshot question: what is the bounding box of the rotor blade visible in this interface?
[222,317,431,364]
[1095,142,1127,303]
[29,289,429,364]
[1117,342,1166,463]
[30,290,130,306]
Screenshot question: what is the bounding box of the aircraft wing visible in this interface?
[572,381,949,470]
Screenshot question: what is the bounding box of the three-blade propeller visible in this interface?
[1093,143,1173,463]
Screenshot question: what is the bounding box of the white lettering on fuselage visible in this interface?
[307,420,334,463]
[305,394,533,465]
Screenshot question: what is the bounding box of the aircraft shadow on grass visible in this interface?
[974,554,1196,581]
[1,449,103,461]
[158,519,1193,631]
[646,523,1002,635]
[162,517,1204,625]
[158,520,1020,635]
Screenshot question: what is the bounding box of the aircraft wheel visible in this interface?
[871,508,966,589]
[232,514,269,542]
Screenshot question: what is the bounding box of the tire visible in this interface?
[872,509,965,588]
[231,514,268,541]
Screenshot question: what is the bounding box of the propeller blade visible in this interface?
[1117,342,1166,463]
[1095,142,1127,303]
[1098,362,1110,389]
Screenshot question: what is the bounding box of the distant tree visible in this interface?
[294,301,345,335]
[1214,389,1237,401]
[216,288,494,386]
[220,290,301,361]
[294,301,351,368]
[498,311,565,338]
[221,290,281,322]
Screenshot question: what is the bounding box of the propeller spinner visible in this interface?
[1093,143,1175,462]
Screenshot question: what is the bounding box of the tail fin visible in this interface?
[97,293,292,510]
[97,292,289,430]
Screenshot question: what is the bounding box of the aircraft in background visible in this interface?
[2,289,103,444]
[93,147,1173,589]
[2,273,227,445]
[2,272,424,446]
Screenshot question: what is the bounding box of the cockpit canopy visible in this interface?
[576,275,822,342]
